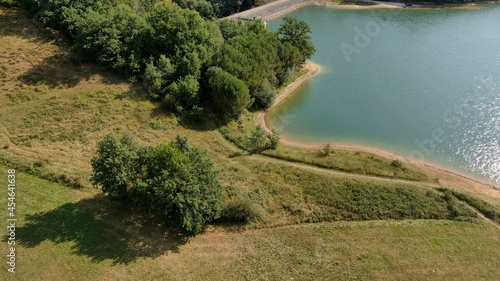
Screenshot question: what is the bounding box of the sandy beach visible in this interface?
[256,62,500,203]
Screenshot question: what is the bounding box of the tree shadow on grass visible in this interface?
[17,52,125,89]
[0,7,56,44]
[13,194,189,265]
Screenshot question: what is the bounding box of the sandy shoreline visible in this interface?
[256,62,500,196]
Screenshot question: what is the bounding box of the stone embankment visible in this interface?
[226,0,317,21]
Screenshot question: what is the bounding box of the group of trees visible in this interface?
[174,0,258,19]
[91,134,222,234]
[214,18,314,111]
[20,0,315,121]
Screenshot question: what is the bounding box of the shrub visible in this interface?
[438,188,500,224]
[221,196,264,223]
[321,143,331,157]
[249,125,268,153]
[391,159,404,169]
[267,129,280,150]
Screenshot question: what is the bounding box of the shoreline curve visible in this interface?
[226,0,497,22]
[256,62,500,193]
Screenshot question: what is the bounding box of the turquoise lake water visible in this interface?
[268,5,500,186]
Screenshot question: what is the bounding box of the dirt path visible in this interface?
[212,131,441,188]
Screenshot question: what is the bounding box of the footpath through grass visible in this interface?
[220,112,428,181]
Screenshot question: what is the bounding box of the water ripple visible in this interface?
[455,76,500,185]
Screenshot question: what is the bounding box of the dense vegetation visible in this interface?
[91,134,222,234]
[18,0,315,120]
[438,188,500,224]
[304,180,477,222]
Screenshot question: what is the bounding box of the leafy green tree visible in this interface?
[168,75,200,108]
[145,2,214,81]
[91,134,223,234]
[21,0,105,30]
[68,4,148,77]
[276,41,302,84]
[278,17,316,63]
[213,21,306,109]
[249,125,268,152]
[208,67,253,119]
[90,133,139,198]
[143,55,175,99]
[252,80,275,110]
[267,129,280,150]
[174,0,216,19]
[131,136,222,234]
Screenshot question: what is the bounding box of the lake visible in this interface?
[268,4,500,186]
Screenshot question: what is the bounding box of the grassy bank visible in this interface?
[439,188,500,224]
[220,112,428,181]
[1,166,499,280]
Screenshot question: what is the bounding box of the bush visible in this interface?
[221,196,264,223]
[391,159,404,169]
[249,125,268,153]
[321,143,331,157]
[168,75,200,108]
[144,120,168,131]
[303,180,478,222]
[267,129,280,150]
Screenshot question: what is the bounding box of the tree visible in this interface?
[91,134,223,234]
[252,79,275,110]
[145,2,214,81]
[143,55,175,99]
[267,129,280,150]
[249,125,268,152]
[67,3,148,78]
[208,67,253,119]
[168,75,200,108]
[131,136,222,234]
[278,17,316,64]
[90,133,139,198]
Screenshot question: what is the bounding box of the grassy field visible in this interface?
[1,5,500,280]
[1,167,500,281]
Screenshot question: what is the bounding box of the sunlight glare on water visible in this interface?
[269,5,500,186]
[455,75,500,184]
